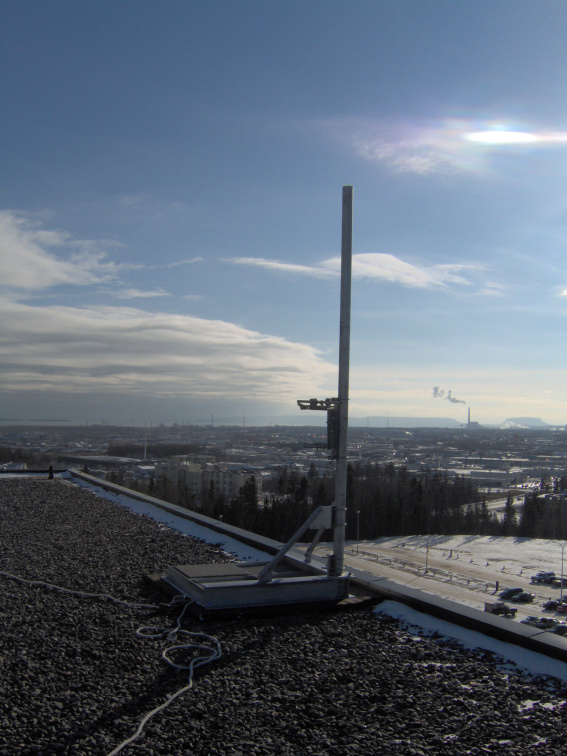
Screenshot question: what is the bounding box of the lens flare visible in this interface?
[464,128,567,146]
[465,131,540,145]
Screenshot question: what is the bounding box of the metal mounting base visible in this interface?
[164,559,350,618]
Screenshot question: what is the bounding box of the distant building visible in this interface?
[155,460,261,503]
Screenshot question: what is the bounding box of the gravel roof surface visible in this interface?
[2,477,567,755]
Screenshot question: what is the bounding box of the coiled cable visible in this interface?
[0,570,221,755]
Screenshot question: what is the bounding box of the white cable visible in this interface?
[0,569,159,609]
[109,598,221,756]
[0,569,222,755]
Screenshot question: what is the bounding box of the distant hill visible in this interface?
[276,414,462,428]
[351,416,462,428]
[501,417,550,429]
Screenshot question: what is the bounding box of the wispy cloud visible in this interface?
[354,133,461,175]
[479,282,508,297]
[229,253,478,289]
[114,288,170,300]
[339,254,474,288]
[0,298,335,400]
[322,117,473,175]
[228,256,335,279]
[146,257,203,270]
[0,211,122,291]
[165,257,203,267]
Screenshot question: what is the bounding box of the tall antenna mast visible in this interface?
[330,185,353,576]
[297,186,353,578]
[164,188,352,615]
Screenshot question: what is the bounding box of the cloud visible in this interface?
[165,257,202,267]
[325,117,567,176]
[0,211,200,296]
[354,135,459,176]
[229,253,476,289]
[115,288,170,300]
[0,298,335,401]
[0,212,336,408]
[0,211,121,291]
[146,257,203,270]
[228,256,335,279]
[337,254,473,288]
[479,282,507,297]
[321,117,473,175]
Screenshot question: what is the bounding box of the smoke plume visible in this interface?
[432,386,467,405]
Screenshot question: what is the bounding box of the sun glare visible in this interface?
[465,131,540,145]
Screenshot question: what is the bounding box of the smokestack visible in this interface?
[468,407,471,425]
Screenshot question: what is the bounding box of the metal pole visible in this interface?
[329,185,353,577]
[356,510,360,555]
[562,544,565,602]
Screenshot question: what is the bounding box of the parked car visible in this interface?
[543,599,563,611]
[484,602,517,617]
[553,625,567,636]
[550,577,567,588]
[500,587,524,600]
[556,603,567,614]
[521,616,542,626]
[511,591,536,603]
[536,617,563,629]
[520,616,564,629]
[531,571,556,584]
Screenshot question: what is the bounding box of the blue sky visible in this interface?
[2,0,567,426]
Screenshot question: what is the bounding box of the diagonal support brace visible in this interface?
[256,506,333,584]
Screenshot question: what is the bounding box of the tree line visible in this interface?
[119,461,515,541]
[118,462,567,542]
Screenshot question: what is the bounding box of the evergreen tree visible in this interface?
[501,495,518,536]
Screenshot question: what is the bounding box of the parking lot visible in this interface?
[314,534,567,628]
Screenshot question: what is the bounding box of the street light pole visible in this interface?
[356,509,360,555]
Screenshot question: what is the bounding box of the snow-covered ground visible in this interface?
[312,534,567,630]
[334,533,567,611]
[357,533,565,575]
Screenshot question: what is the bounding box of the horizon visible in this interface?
[1,415,564,431]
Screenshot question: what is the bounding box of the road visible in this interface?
[313,539,565,624]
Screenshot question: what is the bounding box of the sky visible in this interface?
[2,1,567,427]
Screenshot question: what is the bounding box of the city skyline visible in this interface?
[2,2,567,426]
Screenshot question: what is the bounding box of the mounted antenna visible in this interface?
[162,188,353,617]
[298,185,352,578]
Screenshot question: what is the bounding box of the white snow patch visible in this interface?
[518,699,564,711]
[67,475,270,561]
[346,533,562,574]
[375,599,567,683]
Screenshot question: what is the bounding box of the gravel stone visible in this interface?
[2,477,567,755]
